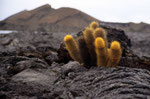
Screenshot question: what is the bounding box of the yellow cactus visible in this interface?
[90,21,99,30]
[77,36,91,66]
[107,41,122,67]
[83,27,95,47]
[64,35,82,63]
[95,37,108,67]
[83,27,96,64]
[64,21,122,67]
[93,27,108,48]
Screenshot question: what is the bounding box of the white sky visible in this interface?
[0,0,150,23]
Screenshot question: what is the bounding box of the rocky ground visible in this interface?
[125,32,150,57]
[0,26,150,99]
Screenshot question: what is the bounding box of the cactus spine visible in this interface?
[64,35,82,63]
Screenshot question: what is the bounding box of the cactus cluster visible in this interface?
[64,21,122,67]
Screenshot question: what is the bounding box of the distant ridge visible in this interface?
[101,22,150,33]
[0,4,98,32]
[0,4,150,33]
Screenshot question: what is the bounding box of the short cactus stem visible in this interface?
[95,37,108,67]
[64,35,82,63]
[77,36,91,66]
[90,21,99,30]
[83,27,96,64]
[107,41,122,67]
[93,27,108,48]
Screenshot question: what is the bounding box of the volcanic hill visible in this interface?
[0,4,99,32]
[1,4,150,33]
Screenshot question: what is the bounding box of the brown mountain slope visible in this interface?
[1,4,150,33]
[0,4,99,32]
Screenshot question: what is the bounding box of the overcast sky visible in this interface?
[0,0,150,23]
